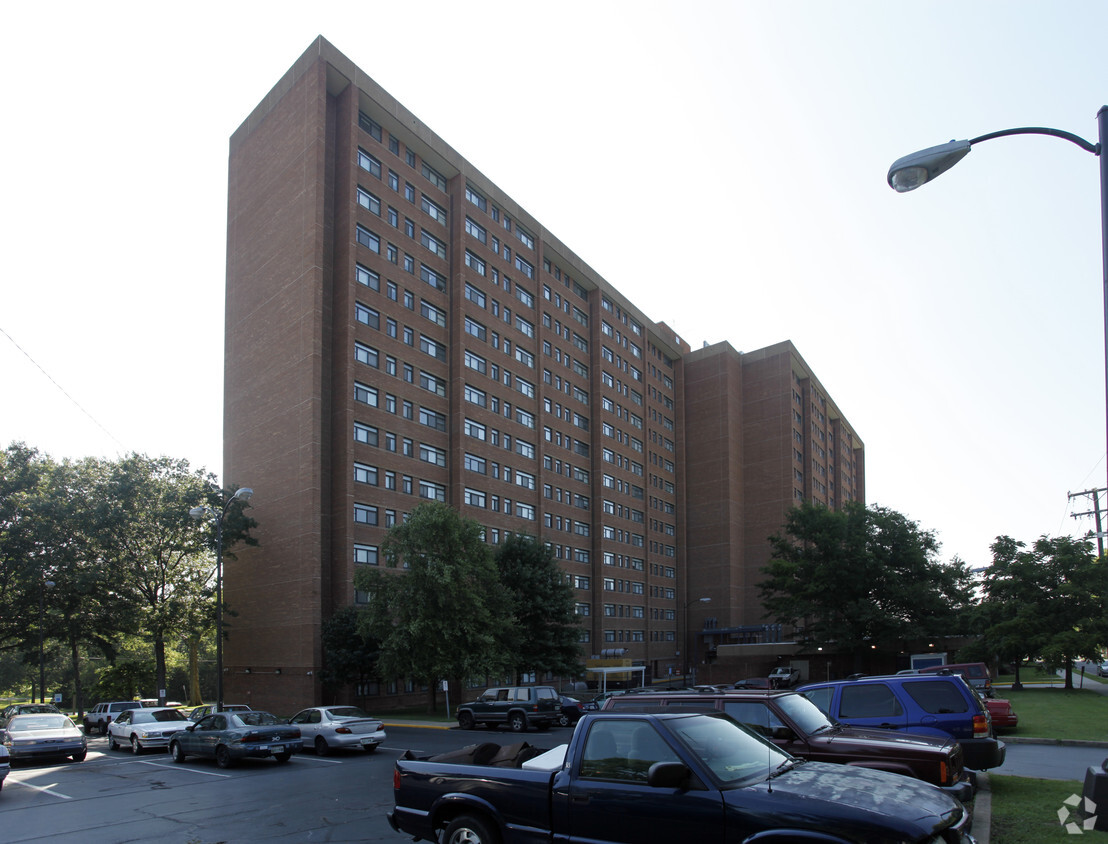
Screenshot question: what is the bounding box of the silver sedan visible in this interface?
[2,713,87,763]
[288,706,386,755]
[107,707,191,754]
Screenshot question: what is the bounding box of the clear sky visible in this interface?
[3,1,1106,569]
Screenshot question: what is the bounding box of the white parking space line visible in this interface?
[136,760,231,777]
[9,780,73,800]
[291,755,343,764]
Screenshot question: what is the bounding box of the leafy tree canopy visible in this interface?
[977,534,1105,687]
[759,501,974,659]
[495,533,582,681]
[354,502,512,697]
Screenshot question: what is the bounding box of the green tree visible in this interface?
[759,501,974,666]
[978,534,1105,689]
[0,443,51,653]
[354,502,511,711]
[319,605,380,700]
[99,455,256,706]
[495,533,581,682]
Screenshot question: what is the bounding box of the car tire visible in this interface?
[363,743,378,753]
[131,736,142,755]
[444,813,499,844]
[557,712,570,728]
[508,713,526,733]
[314,735,331,757]
[170,741,186,763]
[215,745,234,769]
[108,734,120,751]
[71,749,87,762]
[458,711,476,730]
[275,751,292,763]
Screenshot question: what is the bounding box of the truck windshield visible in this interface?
[775,693,838,735]
[668,713,794,786]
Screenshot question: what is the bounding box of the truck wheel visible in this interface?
[508,713,527,733]
[444,813,500,844]
[458,711,476,730]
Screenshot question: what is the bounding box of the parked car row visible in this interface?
[0,702,387,774]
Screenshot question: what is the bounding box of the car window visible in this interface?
[723,701,787,739]
[328,707,370,719]
[238,711,281,726]
[800,687,834,714]
[495,689,509,701]
[536,687,557,700]
[151,709,188,722]
[309,711,322,724]
[902,680,969,714]
[839,684,903,718]
[511,688,530,702]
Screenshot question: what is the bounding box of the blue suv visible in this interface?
[797,673,1005,771]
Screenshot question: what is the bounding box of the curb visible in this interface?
[973,772,991,844]
[1003,736,1108,749]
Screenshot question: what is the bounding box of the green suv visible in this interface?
[457,685,560,732]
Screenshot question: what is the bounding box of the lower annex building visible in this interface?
[223,37,865,714]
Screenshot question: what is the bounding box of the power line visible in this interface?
[0,324,126,450]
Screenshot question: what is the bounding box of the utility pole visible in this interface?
[1069,488,1107,558]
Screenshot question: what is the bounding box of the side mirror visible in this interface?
[647,761,691,790]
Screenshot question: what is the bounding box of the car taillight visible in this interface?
[972,713,989,737]
[336,727,352,734]
[393,768,401,790]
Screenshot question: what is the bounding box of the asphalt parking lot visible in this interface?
[0,726,458,843]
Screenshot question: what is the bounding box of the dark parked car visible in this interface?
[2,713,87,763]
[457,685,560,732]
[0,744,8,789]
[601,688,972,799]
[389,712,974,844]
[0,703,61,727]
[557,696,585,727]
[798,673,1005,770]
[187,703,252,722]
[169,711,302,768]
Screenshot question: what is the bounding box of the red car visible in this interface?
[986,697,1018,731]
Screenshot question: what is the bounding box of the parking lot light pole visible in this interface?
[888,108,1108,500]
[190,486,253,712]
[683,597,711,683]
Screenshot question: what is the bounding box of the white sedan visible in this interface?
[107,707,191,754]
[287,706,386,755]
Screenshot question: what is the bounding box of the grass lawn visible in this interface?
[997,688,1108,742]
[989,775,1105,842]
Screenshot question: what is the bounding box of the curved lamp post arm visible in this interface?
[888,107,1108,510]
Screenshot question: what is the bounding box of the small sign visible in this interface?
[441,680,448,691]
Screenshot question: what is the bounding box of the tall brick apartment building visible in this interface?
[223,37,864,713]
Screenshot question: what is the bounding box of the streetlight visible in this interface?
[888,108,1108,497]
[38,579,54,704]
[190,486,253,711]
[682,597,711,683]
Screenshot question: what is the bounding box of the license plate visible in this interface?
[360,737,375,745]
[270,745,283,753]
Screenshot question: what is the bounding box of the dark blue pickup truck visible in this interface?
[388,711,974,844]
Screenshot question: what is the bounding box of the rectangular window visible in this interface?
[465,184,487,211]
[464,350,487,374]
[464,316,487,341]
[354,342,378,368]
[421,229,447,258]
[422,163,447,191]
[516,439,535,459]
[420,301,447,327]
[419,371,446,396]
[515,256,534,279]
[354,462,378,486]
[356,224,380,253]
[464,384,487,407]
[464,453,486,473]
[354,544,378,565]
[358,112,382,141]
[516,227,535,250]
[464,249,487,276]
[356,264,379,291]
[354,503,378,525]
[420,335,446,360]
[421,195,447,225]
[420,264,445,292]
[354,421,377,445]
[515,316,534,338]
[419,407,447,431]
[357,187,381,215]
[358,149,381,178]
[464,282,486,308]
[464,487,487,508]
[419,480,446,502]
[354,382,377,407]
[465,217,487,244]
[464,418,486,440]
